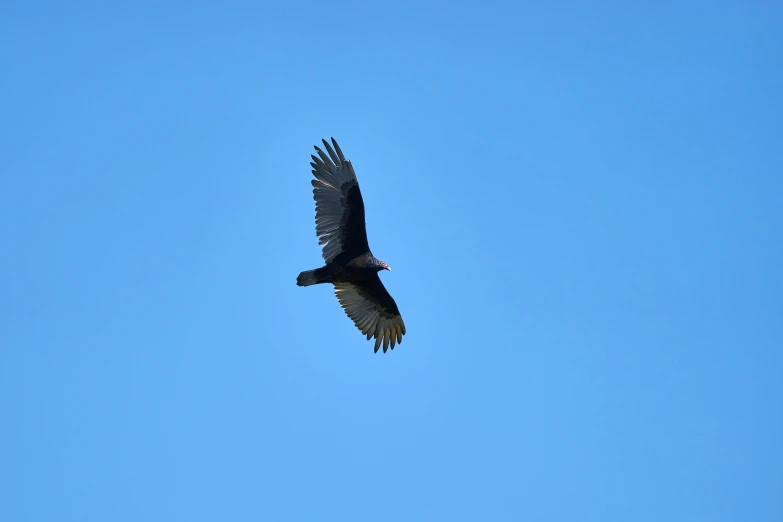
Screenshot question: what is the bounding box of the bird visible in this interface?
[296,138,405,353]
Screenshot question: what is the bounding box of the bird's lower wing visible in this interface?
[333,277,405,353]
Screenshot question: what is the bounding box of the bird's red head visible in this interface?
[379,261,391,271]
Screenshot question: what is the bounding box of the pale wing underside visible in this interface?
[334,281,406,353]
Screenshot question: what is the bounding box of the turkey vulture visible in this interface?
[296,138,406,353]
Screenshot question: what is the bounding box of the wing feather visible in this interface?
[309,138,370,263]
[333,276,406,353]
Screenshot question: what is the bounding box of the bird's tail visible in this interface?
[297,267,330,287]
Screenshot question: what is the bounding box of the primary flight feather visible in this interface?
[296,138,405,353]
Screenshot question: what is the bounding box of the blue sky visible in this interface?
[1,2,781,521]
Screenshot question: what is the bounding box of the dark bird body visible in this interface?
[297,138,405,353]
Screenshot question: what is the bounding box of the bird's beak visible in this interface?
[384,264,391,271]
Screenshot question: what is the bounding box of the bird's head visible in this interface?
[373,258,391,272]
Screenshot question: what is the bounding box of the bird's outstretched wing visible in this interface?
[310,138,370,263]
[334,275,406,353]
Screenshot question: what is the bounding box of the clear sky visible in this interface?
[1,2,781,521]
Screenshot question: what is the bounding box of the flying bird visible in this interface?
[296,138,405,353]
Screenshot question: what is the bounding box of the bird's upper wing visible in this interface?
[334,275,406,353]
[310,138,370,263]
